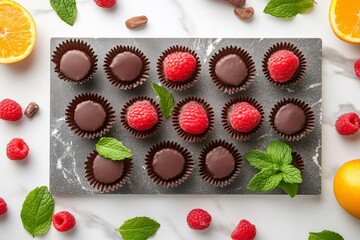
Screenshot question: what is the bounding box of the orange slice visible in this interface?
[0,0,36,64]
[329,0,360,44]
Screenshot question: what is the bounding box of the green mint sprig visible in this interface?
[309,230,344,240]
[50,0,77,26]
[151,83,175,118]
[96,137,133,161]
[117,216,161,240]
[244,140,302,197]
[264,0,314,18]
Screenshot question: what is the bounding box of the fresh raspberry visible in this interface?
[163,52,196,82]
[6,138,29,160]
[354,59,360,78]
[0,99,22,121]
[53,211,76,232]
[230,102,261,133]
[335,112,360,135]
[127,101,158,131]
[94,0,116,8]
[179,103,209,135]
[268,50,299,82]
[231,219,256,240]
[0,198,7,215]
[186,208,211,230]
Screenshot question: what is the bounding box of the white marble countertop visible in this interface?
[1,0,360,239]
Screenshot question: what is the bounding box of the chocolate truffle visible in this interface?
[60,50,91,81]
[92,155,124,184]
[215,54,248,86]
[74,100,106,131]
[274,103,306,135]
[205,146,235,179]
[110,51,143,81]
[152,149,185,180]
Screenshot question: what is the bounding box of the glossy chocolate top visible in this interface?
[205,146,235,179]
[74,100,106,131]
[274,103,306,135]
[60,50,91,81]
[215,54,248,86]
[92,155,124,184]
[152,148,185,180]
[110,51,143,81]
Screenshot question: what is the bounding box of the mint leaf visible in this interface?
[151,83,175,118]
[117,216,160,240]
[96,137,132,161]
[20,186,55,237]
[278,181,298,198]
[264,0,314,18]
[281,165,302,184]
[244,150,275,170]
[247,169,282,192]
[309,230,344,240]
[50,0,77,26]
[266,140,292,166]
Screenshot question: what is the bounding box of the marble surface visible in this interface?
[1,0,360,239]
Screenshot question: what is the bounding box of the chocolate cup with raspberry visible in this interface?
[262,42,306,88]
[172,97,214,142]
[221,97,264,141]
[52,39,98,84]
[84,151,132,193]
[104,45,150,90]
[292,152,304,174]
[209,46,256,94]
[120,96,163,139]
[145,141,194,188]
[269,98,315,141]
[65,93,116,139]
[157,45,201,91]
[199,140,242,187]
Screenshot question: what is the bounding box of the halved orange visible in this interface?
[329,0,360,44]
[0,0,36,64]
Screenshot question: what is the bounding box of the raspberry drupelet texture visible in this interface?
[335,112,360,135]
[127,101,158,131]
[0,99,22,121]
[94,0,116,8]
[354,59,360,78]
[0,198,7,215]
[163,52,196,82]
[186,208,212,230]
[229,102,261,133]
[6,138,29,160]
[268,50,299,83]
[231,219,257,240]
[179,102,209,135]
[53,211,76,232]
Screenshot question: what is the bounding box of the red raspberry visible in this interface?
[186,208,211,230]
[0,198,7,215]
[53,211,76,232]
[268,50,299,82]
[6,138,29,160]
[163,52,196,82]
[229,102,261,133]
[0,99,22,121]
[354,59,360,78]
[127,101,158,131]
[94,0,116,8]
[179,103,209,135]
[231,219,256,240]
[335,112,360,135]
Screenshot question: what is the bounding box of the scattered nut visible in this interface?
[24,102,39,118]
[234,7,254,20]
[225,0,246,7]
[125,16,148,29]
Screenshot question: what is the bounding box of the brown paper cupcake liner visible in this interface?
[221,97,264,141]
[157,45,201,91]
[65,93,116,139]
[209,46,256,94]
[120,96,163,139]
[199,139,242,187]
[103,45,150,90]
[269,98,315,141]
[262,42,306,87]
[145,141,194,188]
[84,151,132,193]
[51,39,98,84]
[292,152,304,174]
[172,97,214,142]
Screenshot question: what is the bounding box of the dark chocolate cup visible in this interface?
[84,151,132,193]
[221,97,264,141]
[209,46,256,94]
[172,97,214,142]
[157,45,201,91]
[262,42,306,87]
[51,39,98,84]
[120,96,163,139]
[269,98,315,141]
[199,140,242,187]
[104,45,150,90]
[292,152,304,174]
[65,93,116,139]
[145,141,194,188]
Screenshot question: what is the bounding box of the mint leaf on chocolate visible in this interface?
[266,140,292,166]
[117,216,161,240]
[20,186,55,237]
[50,0,77,26]
[278,181,298,198]
[96,137,132,161]
[309,230,344,240]
[247,169,282,192]
[264,0,314,18]
[151,83,175,118]
[281,165,302,184]
[244,150,274,170]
